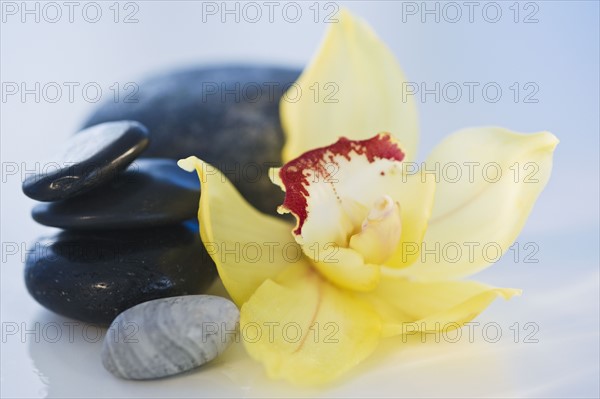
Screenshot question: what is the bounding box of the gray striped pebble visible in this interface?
[101,295,239,380]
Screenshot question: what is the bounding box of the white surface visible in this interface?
[1,1,599,398]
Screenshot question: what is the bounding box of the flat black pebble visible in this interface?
[24,222,217,325]
[31,159,199,229]
[82,65,301,216]
[23,121,149,202]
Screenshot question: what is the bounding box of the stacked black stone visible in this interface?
[23,121,217,325]
[23,65,300,325]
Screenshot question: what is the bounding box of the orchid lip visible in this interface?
[277,134,405,237]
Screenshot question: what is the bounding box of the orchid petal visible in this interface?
[365,275,521,337]
[178,156,310,305]
[240,263,382,385]
[395,127,558,280]
[385,170,436,268]
[280,9,418,163]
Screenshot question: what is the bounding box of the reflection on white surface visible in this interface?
[3,244,596,398]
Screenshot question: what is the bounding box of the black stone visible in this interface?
[32,159,199,229]
[24,222,217,325]
[82,65,301,216]
[23,121,149,202]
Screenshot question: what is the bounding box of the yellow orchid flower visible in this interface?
[178,10,557,386]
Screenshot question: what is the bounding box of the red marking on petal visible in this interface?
[278,133,404,235]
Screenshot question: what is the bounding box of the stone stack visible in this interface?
[21,65,300,379]
[23,121,217,325]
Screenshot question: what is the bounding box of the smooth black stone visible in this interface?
[24,222,217,325]
[31,159,199,229]
[23,121,149,202]
[82,65,301,216]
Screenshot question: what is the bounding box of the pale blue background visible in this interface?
[1,1,599,397]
